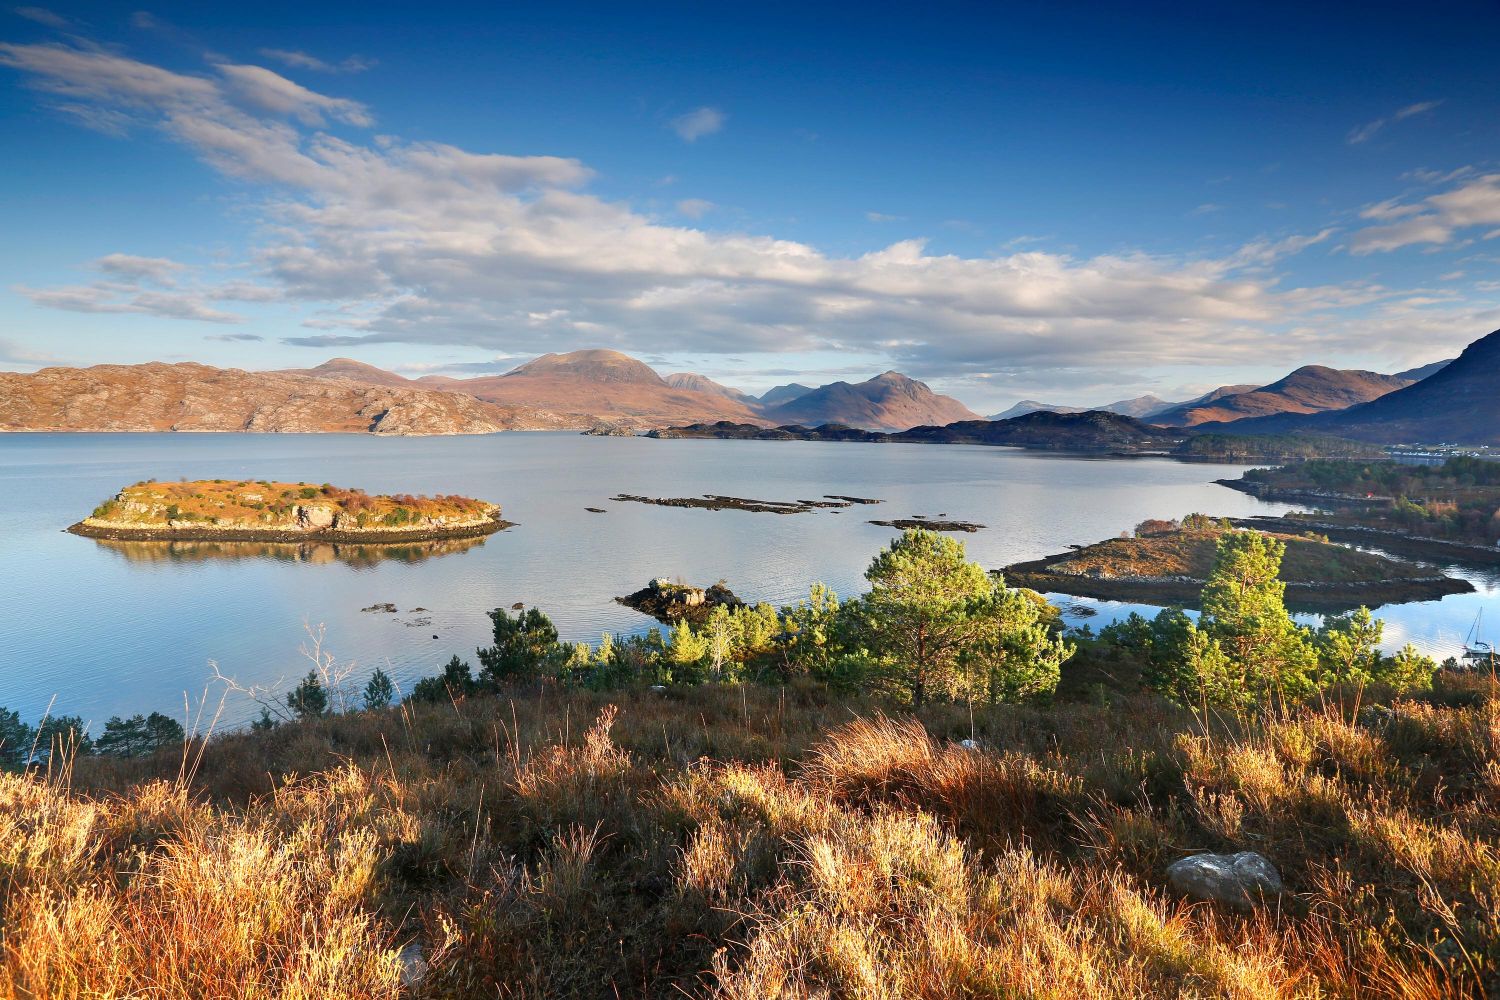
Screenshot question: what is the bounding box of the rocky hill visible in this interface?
[426,350,765,428]
[758,383,815,406]
[280,357,418,389]
[662,372,753,402]
[1151,367,1411,427]
[0,363,573,435]
[990,394,1173,421]
[1219,329,1500,445]
[762,371,979,431]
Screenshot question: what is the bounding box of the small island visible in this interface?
[69,480,509,544]
[1002,514,1472,613]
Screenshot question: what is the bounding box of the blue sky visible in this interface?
[3,1,1499,411]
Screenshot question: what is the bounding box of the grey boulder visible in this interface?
[1166,851,1283,910]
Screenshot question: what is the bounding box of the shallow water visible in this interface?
[1,432,1494,726]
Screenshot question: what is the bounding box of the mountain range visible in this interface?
[1206,332,1497,444]
[0,337,1482,441]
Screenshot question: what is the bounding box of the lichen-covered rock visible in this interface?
[1166,851,1283,910]
[296,505,337,531]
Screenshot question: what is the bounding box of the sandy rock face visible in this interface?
[0,363,578,435]
[295,505,338,531]
[1166,851,1283,910]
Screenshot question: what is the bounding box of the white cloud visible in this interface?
[866,211,904,222]
[675,198,714,219]
[217,63,371,127]
[1347,100,1442,145]
[2,39,1484,379]
[1350,174,1500,253]
[669,106,725,142]
[257,49,375,74]
[94,253,187,284]
[17,283,244,323]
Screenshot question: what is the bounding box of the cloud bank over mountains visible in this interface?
[2,38,1497,385]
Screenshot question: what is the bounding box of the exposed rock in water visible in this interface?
[825,494,883,505]
[870,517,985,533]
[617,578,744,625]
[361,603,397,613]
[585,507,607,513]
[1166,851,1283,910]
[610,493,855,514]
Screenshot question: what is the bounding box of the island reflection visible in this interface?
[88,534,492,567]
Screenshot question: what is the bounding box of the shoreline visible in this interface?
[66,513,512,545]
[1004,553,1472,614]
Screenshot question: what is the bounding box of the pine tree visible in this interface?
[1198,531,1316,702]
[477,607,562,685]
[286,670,329,719]
[362,667,396,709]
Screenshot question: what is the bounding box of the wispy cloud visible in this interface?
[14,6,70,28]
[1347,100,1443,145]
[206,332,264,342]
[258,48,375,74]
[669,106,725,142]
[866,211,904,223]
[675,198,714,219]
[1350,173,1500,253]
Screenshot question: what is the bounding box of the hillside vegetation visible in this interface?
[85,480,498,533]
[0,529,1494,997]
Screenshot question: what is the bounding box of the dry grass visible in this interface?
[1,678,1496,997]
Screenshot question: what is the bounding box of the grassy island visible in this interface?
[1004,513,1471,612]
[69,479,507,543]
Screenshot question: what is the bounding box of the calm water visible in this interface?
[2,433,1495,726]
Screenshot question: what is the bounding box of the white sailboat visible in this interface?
[1463,610,1494,663]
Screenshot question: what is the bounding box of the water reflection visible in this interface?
[90,534,493,567]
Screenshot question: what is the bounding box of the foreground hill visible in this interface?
[426,350,766,428]
[1221,328,1500,445]
[1151,366,1412,426]
[15,675,1494,996]
[762,371,980,431]
[0,362,574,435]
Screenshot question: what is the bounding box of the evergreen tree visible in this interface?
[409,656,475,703]
[853,529,1069,705]
[286,670,329,719]
[363,667,396,710]
[0,707,36,770]
[1315,607,1385,687]
[35,715,92,757]
[667,619,710,679]
[477,607,562,685]
[1198,532,1316,702]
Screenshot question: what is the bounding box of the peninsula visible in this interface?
[68,480,508,543]
[1002,514,1471,613]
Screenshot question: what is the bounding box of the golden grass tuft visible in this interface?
[0,678,1494,996]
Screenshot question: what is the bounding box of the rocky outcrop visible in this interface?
[1166,852,1283,910]
[0,363,578,435]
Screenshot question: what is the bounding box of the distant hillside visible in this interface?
[896,410,1185,451]
[759,383,815,406]
[430,349,765,428]
[762,371,979,431]
[663,372,753,402]
[1217,329,1500,445]
[990,394,1172,421]
[1151,367,1410,426]
[0,363,574,435]
[280,357,417,389]
[1392,359,1453,382]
